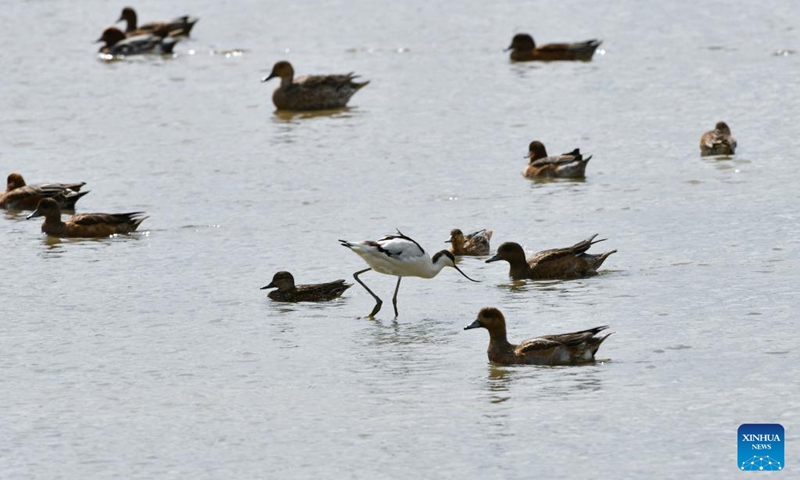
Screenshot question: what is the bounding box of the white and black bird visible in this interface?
[339,230,480,318]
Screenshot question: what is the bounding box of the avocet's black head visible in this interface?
[432,250,479,282]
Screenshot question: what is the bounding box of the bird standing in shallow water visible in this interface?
[261,271,351,302]
[700,121,737,156]
[486,234,616,280]
[262,61,369,111]
[339,230,480,318]
[464,307,612,366]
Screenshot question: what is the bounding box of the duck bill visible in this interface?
[260,282,276,290]
[485,253,501,263]
[26,209,42,220]
[261,73,276,82]
[94,37,104,43]
[504,45,513,52]
[452,264,480,282]
[464,319,482,330]
[444,238,452,243]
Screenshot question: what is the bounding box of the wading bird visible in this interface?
[339,230,479,318]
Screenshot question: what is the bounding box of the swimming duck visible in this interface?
[700,121,737,156]
[446,228,493,256]
[117,7,198,37]
[26,198,148,238]
[486,234,616,280]
[464,307,612,366]
[523,141,592,179]
[261,271,352,302]
[1,173,88,211]
[97,27,178,56]
[507,33,602,62]
[261,61,370,111]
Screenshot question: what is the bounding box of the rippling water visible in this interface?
[1,0,799,478]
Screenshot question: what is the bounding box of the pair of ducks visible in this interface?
[2,173,148,238]
[260,30,602,112]
[97,7,198,56]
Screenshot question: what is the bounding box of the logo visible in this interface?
[738,424,784,471]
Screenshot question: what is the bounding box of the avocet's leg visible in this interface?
[392,277,402,318]
[353,268,382,318]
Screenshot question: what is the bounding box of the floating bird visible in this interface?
[116,7,198,37]
[1,173,88,211]
[446,228,493,256]
[700,121,737,156]
[523,141,592,179]
[97,27,178,56]
[506,33,602,62]
[262,61,370,111]
[261,271,352,302]
[486,234,616,280]
[464,307,612,365]
[27,198,148,238]
[339,230,479,318]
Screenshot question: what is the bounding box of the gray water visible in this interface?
[1,0,799,478]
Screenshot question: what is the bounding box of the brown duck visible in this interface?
[261,61,370,111]
[446,228,493,256]
[486,234,616,280]
[507,33,602,62]
[523,141,591,179]
[116,7,199,37]
[1,173,88,211]
[261,271,351,302]
[464,307,612,366]
[26,198,148,238]
[700,121,737,156]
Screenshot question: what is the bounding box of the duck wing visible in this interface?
[516,337,561,354]
[538,40,602,52]
[539,326,610,347]
[72,212,146,226]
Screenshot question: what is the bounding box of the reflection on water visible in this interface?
[485,363,606,404]
[271,107,357,123]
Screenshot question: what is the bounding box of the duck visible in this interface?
[506,33,602,62]
[261,61,370,111]
[1,173,88,211]
[26,198,148,238]
[700,121,737,156]
[464,307,612,366]
[97,27,178,56]
[261,271,352,302]
[523,141,592,179]
[485,234,616,280]
[446,228,493,256]
[116,7,198,37]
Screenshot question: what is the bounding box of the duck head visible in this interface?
[6,173,26,191]
[445,228,464,244]
[261,271,296,291]
[26,198,62,221]
[507,33,536,52]
[485,242,526,264]
[96,27,126,47]
[464,307,506,331]
[715,121,731,134]
[527,141,548,161]
[431,250,480,282]
[116,7,138,31]
[262,61,295,84]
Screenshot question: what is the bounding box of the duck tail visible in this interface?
[62,190,90,209]
[582,154,593,164]
[130,215,149,231]
[572,234,605,255]
[351,79,370,90]
[160,37,179,54]
[593,249,617,269]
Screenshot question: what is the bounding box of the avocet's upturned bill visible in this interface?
[339,230,479,318]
